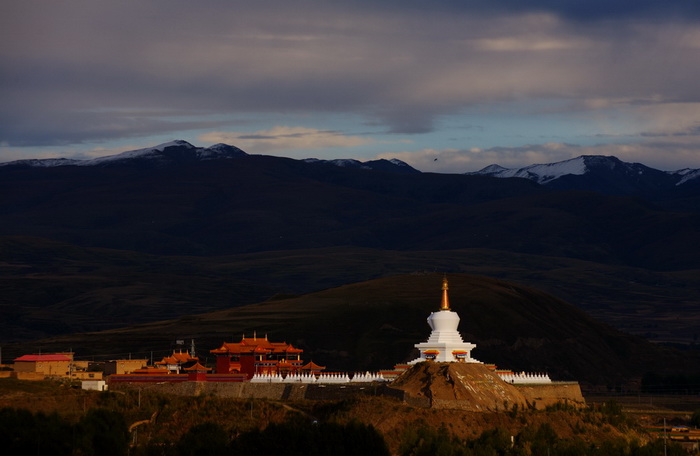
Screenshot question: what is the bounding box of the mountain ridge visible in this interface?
[1,148,699,269]
[468,155,700,206]
[5,142,700,192]
[1,140,419,174]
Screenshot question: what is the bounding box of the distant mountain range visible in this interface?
[2,141,700,268]
[5,141,700,204]
[1,140,417,174]
[0,140,245,169]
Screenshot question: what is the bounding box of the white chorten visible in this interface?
[409,277,480,364]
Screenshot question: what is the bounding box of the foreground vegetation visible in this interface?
[0,379,693,455]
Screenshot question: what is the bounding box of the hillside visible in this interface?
[0,378,665,456]
[2,236,698,348]
[13,273,699,388]
[2,152,700,270]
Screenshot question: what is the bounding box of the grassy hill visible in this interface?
[12,273,699,388]
[3,236,698,348]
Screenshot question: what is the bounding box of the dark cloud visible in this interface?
[640,125,700,138]
[359,0,700,21]
[501,0,700,21]
[0,108,229,147]
[3,1,700,148]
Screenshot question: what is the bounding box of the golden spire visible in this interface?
[440,276,450,311]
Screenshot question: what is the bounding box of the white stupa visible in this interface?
[409,277,480,364]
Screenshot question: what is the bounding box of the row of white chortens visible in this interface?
[250,370,552,385]
[250,371,387,384]
[497,372,552,384]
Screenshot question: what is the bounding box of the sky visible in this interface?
[4,0,700,173]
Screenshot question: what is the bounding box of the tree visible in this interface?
[400,425,469,456]
[77,408,129,456]
[0,407,72,456]
[691,409,700,428]
[231,420,390,456]
[177,422,229,456]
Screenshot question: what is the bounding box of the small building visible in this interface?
[13,353,102,380]
[104,359,149,376]
[155,351,199,373]
[211,334,304,379]
[14,353,72,377]
[184,362,211,382]
[81,380,108,391]
[300,361,326,375]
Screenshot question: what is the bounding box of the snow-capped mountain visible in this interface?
[471,156,590,185]
[469,155,700,197]
[304,157,419,174]
[0,140,247,169]
[676,168,700,186]
[2,140,419,174]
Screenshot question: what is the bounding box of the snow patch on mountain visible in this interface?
[0,140,246,168]
[388,158,413,168]
[676,168,700,185]
[304,157,418,173]
[0,158,81,168]
[473,156,588,184]
[328,159,369,169]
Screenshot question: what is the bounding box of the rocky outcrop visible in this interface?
[390,362,530,411]
[515,383,585,409]
[389,362,585,410]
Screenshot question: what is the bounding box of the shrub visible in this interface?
[232,419,389,456]
[77,408,129,456]
[177,422,229,456]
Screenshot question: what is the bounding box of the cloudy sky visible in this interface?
[3,0,700,172]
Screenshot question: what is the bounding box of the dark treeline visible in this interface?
[399,424,686,456]
[0,407,128,456]
[0,405,688,456]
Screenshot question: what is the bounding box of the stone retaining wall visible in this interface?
[109,379,584,409]
[111,381,392,401]
[515,382,585,408]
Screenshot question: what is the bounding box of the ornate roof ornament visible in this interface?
[440,276,450,311]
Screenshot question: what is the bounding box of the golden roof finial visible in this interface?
[440,275,450,311]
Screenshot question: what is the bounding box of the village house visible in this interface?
[12,353,102,380]
[103,359,149,376]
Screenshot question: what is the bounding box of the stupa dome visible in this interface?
[428,310,460,332]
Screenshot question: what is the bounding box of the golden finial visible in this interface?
[440,276,450,311]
